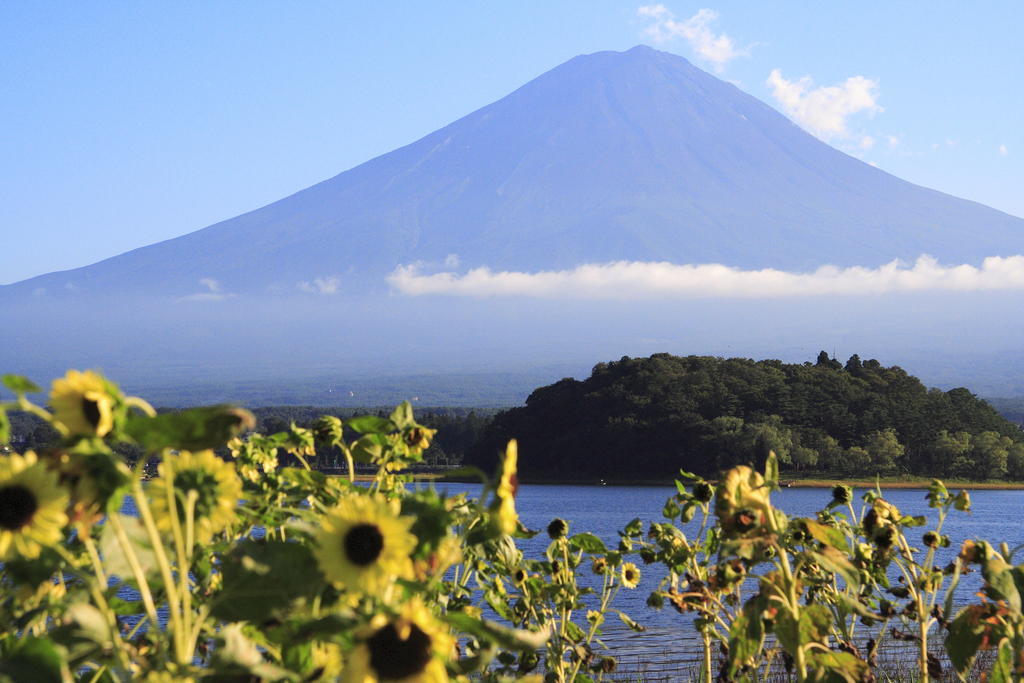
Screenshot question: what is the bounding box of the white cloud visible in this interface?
[388,256,1024,300]
[444,253,461,268]
[767,69,882,140]
[179,277,235,302]
[298,276,341,295]
[860,135,875,150]
[198,277,222,293]
[1000,144,1009,156]
[637,6,746,70]
[887,135,900,149]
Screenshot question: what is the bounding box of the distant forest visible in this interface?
[7,352,1024,481]
[467,353,1024,481]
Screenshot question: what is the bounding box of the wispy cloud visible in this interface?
[298,276,341,295]
[1000,143,1009,156]
[767,69,881,140]
[389,256,1024,300]
[637,6,747,70]
[178,277,235,302]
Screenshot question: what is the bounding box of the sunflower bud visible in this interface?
[958,539,981,564]
[313,415,343,446]
[922,531,940,548]
[547,518,569,539]
[831,484,853,505]
[692,481,714,504]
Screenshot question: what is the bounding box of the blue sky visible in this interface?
[2,2,1021,284]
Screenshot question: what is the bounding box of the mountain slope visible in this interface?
[7,45,1023,300]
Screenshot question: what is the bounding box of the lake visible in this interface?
[429,483,1024,678]
[121,483,1022,679]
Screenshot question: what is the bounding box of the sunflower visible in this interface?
[491,440,519,535]
[0,451,69,560]
[315,495,416,594]
[344,599,453,683]
[403,426,436,454]
[512,567,528,587]
[308,641,345,681]
[49,370,119,438]
[714,466,771,538]
[620,562,641,589]
[149,450,242,544]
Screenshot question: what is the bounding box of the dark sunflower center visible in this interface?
[82,397,103,428]
[625,569,637,582]
[344,523,384,566]
[367,622,432,680]
[173,469,220,521]
[0,485,39,531]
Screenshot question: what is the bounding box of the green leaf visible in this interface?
[212,540,326,623]
[727,597,766,677]
[351,434,385,463]
[801,519,847,550]
[989,638,1015,683]
[444,612,550,651]
[209,623,298,681]
[346,415,396,434]
[1,374,41,395]
[623,518,643,536]
[798,604,831,646]
[834,593,880,622]
[125,405,254,451]
[810,547,861,590]
[945,605,991,673]
[983,558,1022,612]
[807,650,870,683]
[0,409,9,445]
[389,401,415,429]
[99,513,162,586]
[0,636,66,683]
[485,589,514,621]
[563,620,586,642]
[614,610,645,632]
[899,515,927,527]
[569,532,607,554]
[46,603,111,667]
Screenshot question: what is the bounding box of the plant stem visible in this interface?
[131,478,185,666]
[108,514,160,628]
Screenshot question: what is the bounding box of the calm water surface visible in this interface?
[431,483,1024,673]
[122,484,1024,677]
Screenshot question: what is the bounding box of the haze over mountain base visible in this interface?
[5,289,1023,405]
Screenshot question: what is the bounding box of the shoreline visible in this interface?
[342,472,1024,490]
[429,475,1024,490]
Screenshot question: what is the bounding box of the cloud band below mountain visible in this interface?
[388,256,1024,299]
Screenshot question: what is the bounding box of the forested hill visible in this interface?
[467,353,1024,481]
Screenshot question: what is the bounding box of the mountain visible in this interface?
[5,46,1024,402]
[6,45,1023,300]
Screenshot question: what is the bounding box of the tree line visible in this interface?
[7,353,1023,481]
[466,352,1024,481]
